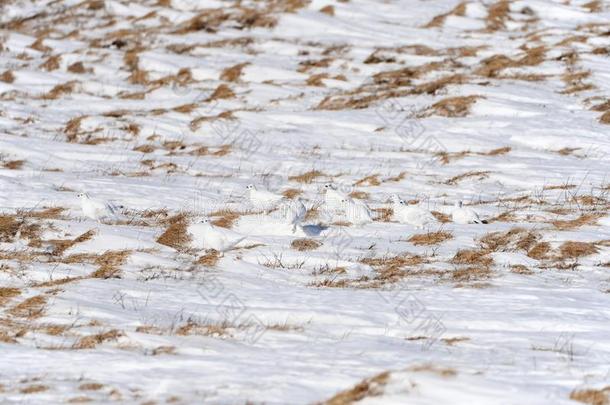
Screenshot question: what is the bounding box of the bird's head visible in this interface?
[246,184,255,191]
[76,192,89,199]
[199,217,211,224]
[390,194,401,204]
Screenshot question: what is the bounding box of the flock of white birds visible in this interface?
[78,184,487,253]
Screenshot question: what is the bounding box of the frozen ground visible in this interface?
[0,0,610,403]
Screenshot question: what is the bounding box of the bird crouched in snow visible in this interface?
[276,198,307,233]
[451,201,488,224]
[390,194,436,228]
[341,198,372,226]
[246,184,284,213]
[77,192,121,222]
[188,217,247,254]
[323,183,348,212]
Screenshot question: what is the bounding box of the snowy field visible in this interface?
[1,0,610,403]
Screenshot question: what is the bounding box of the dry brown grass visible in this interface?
[40,55,60,71]
[20,384,49,394]
[552,213,601,230]
[9,295,47,318]
[354,175,380,187]
[485,0,511,32]
[527,242,551,260]
[373,207,392,222]
[42,80,79,100]
[559,241,599,259]
[282,188,302,199]
[211,210,241,228]
[51,229,96,256]
[349,191,369,200]
[91,250,131,278]
[323,371,390,405]
[511,264,534,275]
[479,227,540,252]
[431,211,451,223]
[428,95,481,118]
[0,70,15,83]
[452,249,493,267]
[408,231,453,246]
[2,159,25,170]
[220,62,249,82]
[570,386,610,405]
[452,266,493,282]
[197,250,221,267]
[291,238,321,251]
[67,62,89,74]
[583,0,602,13]
[445,170,490,185]
[176,321,232,337]
[424,2,467,28]
[0,287,21,305]
[79,383,104,391]
[600,111,610,125]
[289,170,324,184]
[157,213,191,249]
[208,84,235,101]
[319,5,335,16]
[73,329,123,349]
[361,254,424,284]
[0,214,42,246]
[442,336,470,346]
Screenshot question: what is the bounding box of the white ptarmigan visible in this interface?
[323,183,348,213]
[451,201,488,224]
[188,218,247,253]
[77,192,120,222]
[278,198,307,233]
[390,194,436,228]
[246,184,284,213]
[341,197,372,226]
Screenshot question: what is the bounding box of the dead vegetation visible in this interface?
[323,371,390,405]
[289,170,325,184]
[8,295,47,319]
[91,250,131,278]
[291,238,321,251]
[570,386,610,405]
[408,231,452,246]
[51,229,96,256]
[559,241,598,259]
[427,96,482,118]
[156,213,191,250]
[73,329,124,349]
[551,213,601,230]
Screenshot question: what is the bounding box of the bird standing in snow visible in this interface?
[341,198,372,226]
[246,184,284,213]
[451,201,487,224]
[278,198,307,233]
[323,183,348,213]
[390,194,436,228]
[77,192,120,222]
[188,218,247,253]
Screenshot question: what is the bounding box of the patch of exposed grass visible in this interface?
[559,241,599,259]
[291,238,321,251]
[408,231,452,246]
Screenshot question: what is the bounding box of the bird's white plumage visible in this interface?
[188,218,247,252]
[451,201,485,224]
[341,197,372,226]
[390,194,436,228]
[77,192,120,221]
[323,183,348,213]
[278,198,307,233]
[246,184,284,212]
